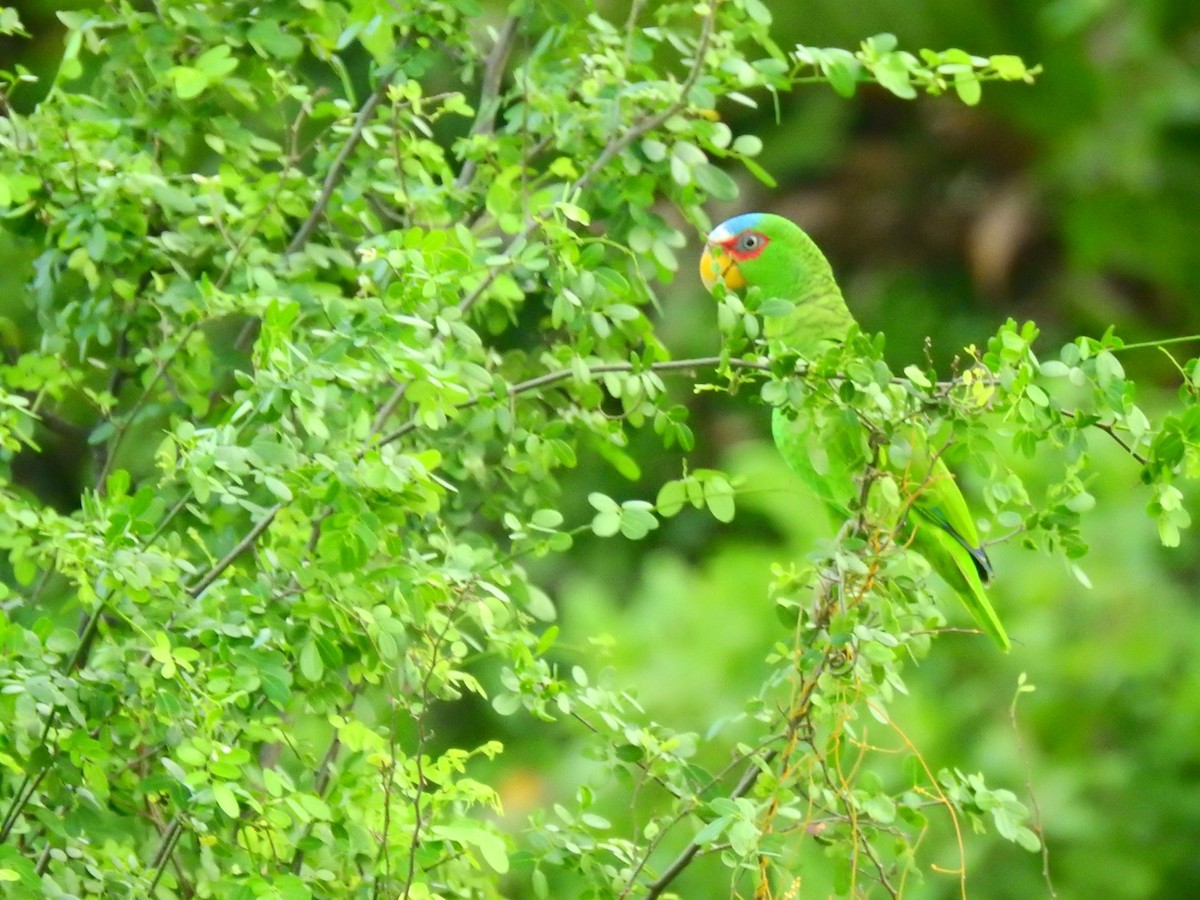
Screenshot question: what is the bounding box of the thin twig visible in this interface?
[69,603,106,673]
[371,382,411,436]
[574,2,717,193]
[0,752,51,842]
[147,815,184,893]
[455,16,521,189]
[380,355,769,447]
[285,73,396,257]
[450,0,714,318]
[289,683,364,875]
[216,103,310,290]
[34,840,52,876]
[642,663,827,899]
[643,749,772,900]
[94,322,200,498]
[1010,682,1057,898]
[639,517,871,898]
[399,594,467,898]
[185,502,284,599]
[1058,408,1147,465]
[92,326,133,492]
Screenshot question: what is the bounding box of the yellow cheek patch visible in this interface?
[699,246,746,292]
[722,259,747,291]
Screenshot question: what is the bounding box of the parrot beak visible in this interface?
[699,242,746,293]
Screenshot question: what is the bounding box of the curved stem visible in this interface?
[380,355,770,447]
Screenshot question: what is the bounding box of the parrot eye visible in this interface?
[735,232,765,253]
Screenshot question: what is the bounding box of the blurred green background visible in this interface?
[5,0,1200,896]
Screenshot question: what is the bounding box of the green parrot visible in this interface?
[700,212,1009,651]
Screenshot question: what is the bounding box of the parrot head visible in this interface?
[699,212,827,299]
[699,211,768,293]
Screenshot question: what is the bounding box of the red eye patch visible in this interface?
[721,230,769,261]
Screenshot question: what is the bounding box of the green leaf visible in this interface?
[873,53,917,99]
[0,8,27,37]
[954,70,982,105]
[727,819,759,856]
[642,138,667,161]
[596,442,641,480]
[247,20,303,59]
[741,158,777,187]
[903,364,932,388]
[702,476,736,523]
[296,794,332,821]
[169,66,209,100]
[524,586,558,622]
[588,492,619,514]
[618,509,658,540]
[989,54,1029,80]
[862,794,896,823]
[45,628,78,655]
[299,641,324,681]
[531,508,564,529]
[656,480,688,517]
[212,783,240,818]
[669,154,691,186]
[535,625,559,654]
[492,693,522,716]
[741,0,772,25]
[194,45,238,78]
[1015,827,1042,852]
[864,33,898,54]
[1025,384,1049,407]
[431,825,510,873]
[591,511,621,538]
[275,875,313,900]
[732,134,762,156]
[693,815,731,846]
[694,164,738,202]
[821,48,860,97]
[264,475,293,501]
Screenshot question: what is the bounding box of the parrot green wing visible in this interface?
[903,455,1010,651]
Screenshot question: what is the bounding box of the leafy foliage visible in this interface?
[793,32,1038,105]
[0,0,1197,898]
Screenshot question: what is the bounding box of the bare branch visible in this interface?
[146,815,184,893]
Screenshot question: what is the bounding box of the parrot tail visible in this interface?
[909,516,1010,652]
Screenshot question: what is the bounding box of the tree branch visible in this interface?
[454,16,520,190]
[641,671,825,900]
[146,815,184,893]
[285,72,395,257]
[185,501,284,599]
[1059,409,1148,465]
[574,1,717,193]
[640,536,865,898]
[380,355,770,447]
[93,322,200,498]
[450,0,715,319]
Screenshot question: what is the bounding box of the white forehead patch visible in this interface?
[707,222,735,243]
